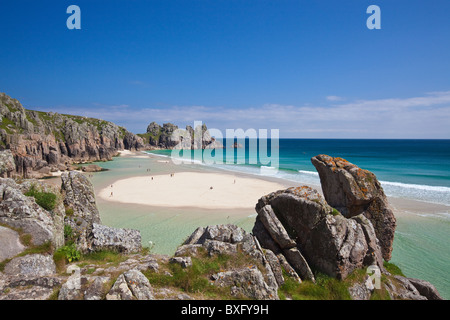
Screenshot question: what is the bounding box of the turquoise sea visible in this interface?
[93,139,450,299]
[152,139,450,207]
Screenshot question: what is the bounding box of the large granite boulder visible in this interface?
[0,178,64,248]
[106,269,154,300]
[311,154,396,261]
[3,254,56,277]
[211,267,277,300]
[0,225,25,262]
[253,186,384,280]
[61,171,141,253]
[88,223,142,254]
[406,278,443,300]
[61,171,101,252]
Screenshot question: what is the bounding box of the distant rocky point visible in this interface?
[138,121,224,150]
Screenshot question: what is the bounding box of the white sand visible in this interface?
[117,150,134,156]
[98,171,287,209]
[117,149,151,159]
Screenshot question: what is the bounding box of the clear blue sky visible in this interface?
[1,0,450,138]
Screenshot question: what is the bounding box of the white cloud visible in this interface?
[33,91,450,139]
[326,95,345,101]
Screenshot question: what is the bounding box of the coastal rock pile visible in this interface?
[61,171,141,254]
[0,92,144,178]
[252,155,441,300]
[311,154,397,261]
[175,224,281,300]
[253,186,383,280]
[0,169,144,300]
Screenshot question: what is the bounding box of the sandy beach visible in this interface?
[98,171,287,209]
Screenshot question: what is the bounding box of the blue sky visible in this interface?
[1,0,450,138]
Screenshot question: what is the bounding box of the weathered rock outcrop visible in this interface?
[140,122,224,150]
[250,155,443,300]
[0,92,144,178]
[253,186,383,280]
[0,225,25,261]
[176,224,280,300]
[0,178,65,247]
[3,254,56,277]
[88,223,142,254]
[311,154,396,261]
[61,171,141,254]
[0,150,15,178]
[106,269,154,300]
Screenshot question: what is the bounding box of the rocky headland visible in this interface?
[138,121,224,150]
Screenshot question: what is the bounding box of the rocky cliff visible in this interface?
[0,92,144,178]
[251,155,440,300]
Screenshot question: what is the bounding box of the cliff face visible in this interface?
[0,93,144,178]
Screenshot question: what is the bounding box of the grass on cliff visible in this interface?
[0,116,17,134]
[278,271,353,300]
[24,185,58,211]
[383,261,406,277]
[278,266,395,300]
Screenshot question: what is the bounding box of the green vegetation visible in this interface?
[143,247,264,299]
[54,243,80,264]
[65,207,74,217]
[62,113,111,132]
[79,250,127,266]
[278,265,398,300]
[144,253,232,298]
[331,208,341,216]
[383,261,405,277]
[278,271,352,300]
[53,223,82,271]
[137,131,161,145]
[0,116,17,134]
[24,185,58,211]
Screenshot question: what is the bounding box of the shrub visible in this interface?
[25,185,57,211]
[54,243,81,264]
[65,207,74,217]
[64,224,76,242]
